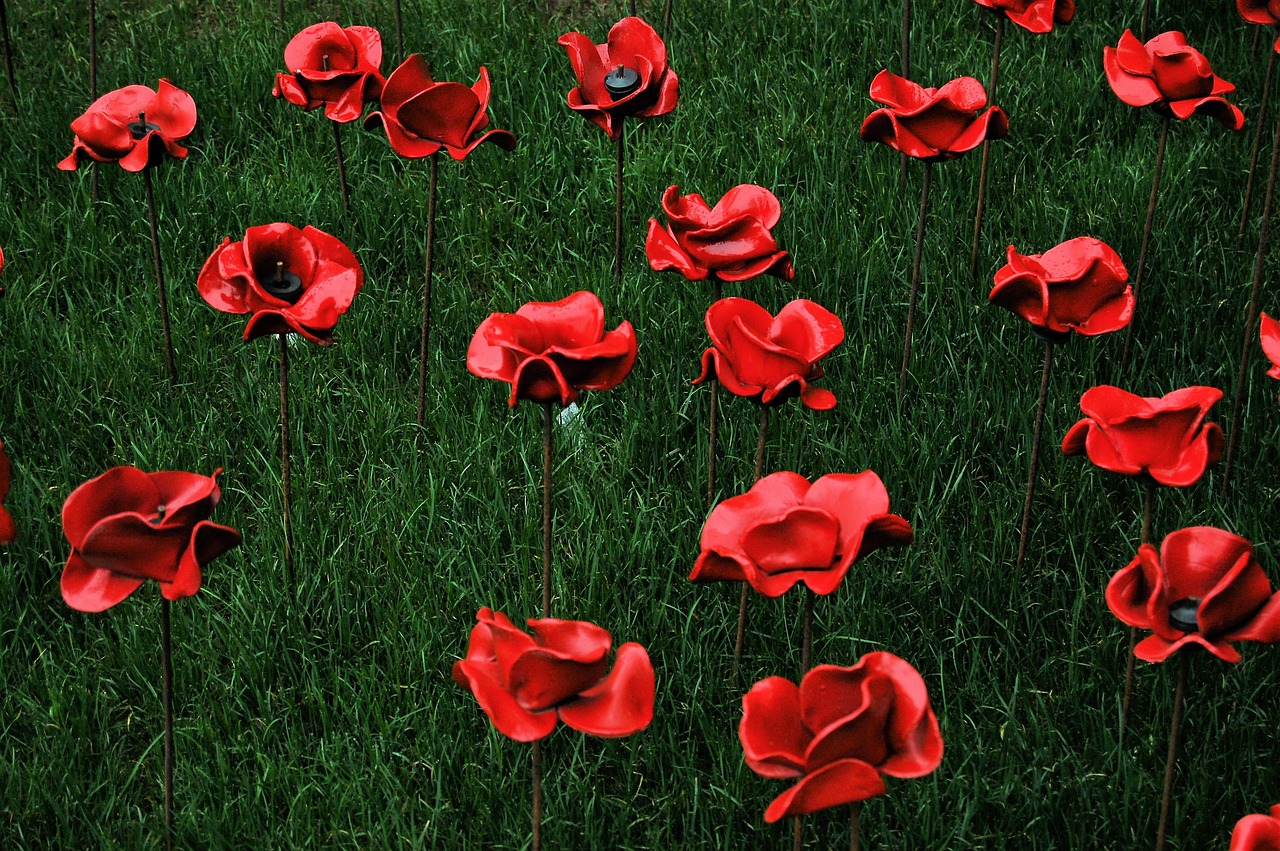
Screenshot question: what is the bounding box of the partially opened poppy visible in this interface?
[558,16,678,139]
[971,0,1074,33]
[646,184,795,283]
[739,652,943,822]
[364,56,516,160]
[452,607,655,741]
[1231,804,1280,850]
[197,223,364,346]
[693,298,844,411]
[0,441,14,544]
[60,467,242,612]
[57,80,197,172]
[1103,30,1245,129]
[859,70,1008,161]
[989,237,1132,340]
[1260,312,1280,399]
[273,22,385,123]
[1106,526,1280,663]
[467,291,637,407]
[1061,385,1223,487]
[691,471,913,597]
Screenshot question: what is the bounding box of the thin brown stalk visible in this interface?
[1120,114,1171,371]
[615,119,625,289]
[279,333,294,582]
[143,167,178,385]
[416,155,439,432]
[850,802,863,851]
[899,161,932,406]
[662,0,674,38]
[1153,652,1190,851]
[160,597,174,851]
[394,0,403,64]
[323,55,351,214]
[1121,480,1155,742]
[1140,0,1151,42]
[969,16,1005,277]
[733,406,770,673]
[1223,105,1280,499]
[1238,43,1277,238]
[89,0,98,200]
[542,403,553,618]
[1015,339,1053,572]
[532,739,543,851]
[800,587,814,673]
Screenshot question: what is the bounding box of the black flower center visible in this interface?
[262,260,304,304]
[128,111,161,141]
[150,504,167,525]
[1168,598,1201,633]
[604,64,641,99]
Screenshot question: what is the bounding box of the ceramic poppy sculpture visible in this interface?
[467,291,637,407]
[1260,312,1280,398]
[1106,526,1280,663]
[691,471,913,597]
[859,70,1008,161]
[453,607,655,741]
[1230,804,1280,850]
[60,467,242,612]
[1239,1,1280,52]
[989,237,1133,340]
[273,22,385,123]
[1103,30,1245,129]
[645,184,795,283]
[197,223,364,346]
[693,298,844,411]
[57,80,197,172]
[971,0,1074,34]
[0,441,14,544]
[558,16,678,139]
[364,56,516,160]
[739,652,943,822]
[1062,386,1223,487]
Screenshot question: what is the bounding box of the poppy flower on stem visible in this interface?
[364,55,515,430]
[0,440,14,545]
[58,80,196,385]
[989,237,1131,571]
[1103,31,1245,368]
[454,607,654,850]
[1236,1,1280,237]
[1222,101,1280,500]
[1230,804,1280,850]
[468,291,636,617]
[739,652,942,847]
[1107,527,1280,851]
[559,16,678,288]
[61,465,241,848]
[198,223,364,580]
[861,70,1006,403]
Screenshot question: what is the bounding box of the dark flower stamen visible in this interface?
[604,64,641,99]
[263,260,304,304]
[1168,598,1200,633]
[128,111,161,141]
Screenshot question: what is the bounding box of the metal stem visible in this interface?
[1015,339,1053,572]
[1238,41,1276,238]
[279,333,294,583]
[1223,103,1280,499]
[1153,652,1190,851]
[143,168,178,385]
[800,587,814,673]
[160,597,174,851]
[1121,480,1155,742]
[969,16,1004,277]
[416,155,439,432]
[89,0,98,200]
[324,55,350,214]
[394,0,403,64]
[1120,114,1170,371]
[899,161,932,406]
[615,118,625,289]
[542,403,553,618]
[733,406,770,673]
[662,0,674,38]
[531,739,543,851]
[850,802,863,851]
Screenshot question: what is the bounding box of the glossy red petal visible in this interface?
[198,239,251,314]
[1229,806,1280,851]
[61,550,145,612]
[558,642,655,737]
[645,220,707,280]
[739,676,809,779]
[398,82,481,149]
[453,658,559,742]
[762,758,886,822]
[771,300,845,362]
[712,184,782,230]
[1106,547,1160,629]
[62,466,158,546]
[1260,312,1280,381]
[517,291,606,349]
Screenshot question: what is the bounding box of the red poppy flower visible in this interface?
[691,471,913,598]
[363,55,515,160]
[645,185,795,283]
[988,237,1133,339]
[1231,804,1280,851]
[1106,527,1280,664]
[859,70,1008,161]
[692,298,844,411]
[739,652,943,823]
[1260,312,1280,400]
[558,16,679,140]
[197,223,364,346]
[971,0,1074,33]
[0,441,14,545]
[1061,385,1223,487]
[272,22,385,123]
[1103,30,1245,129]
[452,607,655,742]
[60,467,242,613]
[466,291,637,407]
[57,80,197,172]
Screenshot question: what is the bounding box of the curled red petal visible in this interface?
[558,642,655,737]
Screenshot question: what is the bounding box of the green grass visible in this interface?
[2,0,1278,847]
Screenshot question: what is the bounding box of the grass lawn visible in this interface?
[1,0,1278,847]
